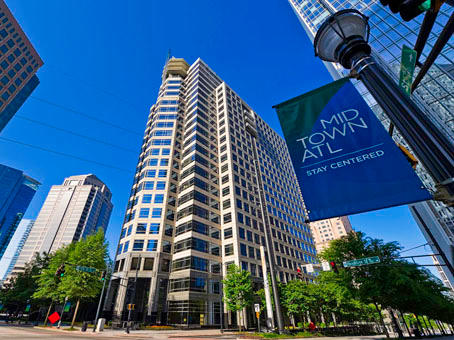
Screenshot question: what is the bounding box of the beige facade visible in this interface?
[11,174,112,276]
[106,57,316,328]
[309,216,352,253]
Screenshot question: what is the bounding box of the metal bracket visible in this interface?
[433,178,454,207]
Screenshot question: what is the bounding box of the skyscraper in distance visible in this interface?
[287,0,454,289]
[310,216,352,253]
[0,163,39,260]
[105,57,316,328]
[11,174,113,277]
[0,0,43,132]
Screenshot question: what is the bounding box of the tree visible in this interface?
[222,264,254,331]
[0,252,50,315]
[33,229,109,327]
[318,231,454,334]
[33,244,74,324]
[58,229,108,327]
[281,279,310,325]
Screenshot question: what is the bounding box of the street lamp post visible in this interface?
[313,9,454,205]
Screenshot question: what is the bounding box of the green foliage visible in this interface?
[33,229,108,305]
[0,252,50,310]
[222,264,254,313]
[318,231,454,324]
[58,229,108,301]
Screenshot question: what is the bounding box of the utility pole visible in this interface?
[126,255,140,333]
[248,127,285,334]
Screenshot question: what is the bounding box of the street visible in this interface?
[0,325,388,340]
[3,325,453,340]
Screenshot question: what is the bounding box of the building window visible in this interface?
[136,223,147,234]
[143,258,154,270]
[158,170,167,177]
[123,241,129,253]
[224,243,234,256]
[154,194,164,203]
[240,243,247,256]
[147,240,157,251]
[156,181,166,190]
[142,194,152,203]
[139,208,149,218]
[239,227,245,239]
[152,208,162,218]
[133,240,144,251]
[149,223,160,234]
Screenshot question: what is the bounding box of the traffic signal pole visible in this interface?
[93,271,107,332]
[349,51,454,202]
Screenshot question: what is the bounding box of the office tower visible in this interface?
[288,0,454,289]
[0,218,33,283]
[0,0,43,132]
[106,57,316,328]
[12,174,113,275]
[0,164,39,260]
[309,216,352,253]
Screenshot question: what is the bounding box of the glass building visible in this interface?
[0,164,39,260]
[105,57,316,328]
[288,0,454,287]
[0,218,33,283]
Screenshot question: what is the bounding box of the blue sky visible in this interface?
[1,0,435,270]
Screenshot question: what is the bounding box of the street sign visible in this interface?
[399,45,417,95]
[76,265,96,273]
[63,301,71,312]
[48,311,60,324]
[343,256,381,268]
[254,304,260,313]
[321,261,331,271]
[25,304,31,312]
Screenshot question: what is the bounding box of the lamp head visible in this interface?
[314,9,371,69]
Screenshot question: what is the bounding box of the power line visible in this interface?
[30,96,143,136]
[400,243,429,253]
[44,64,143,111]
[15,115,138,154]
[0,136,133,173]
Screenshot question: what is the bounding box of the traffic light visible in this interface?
[296,267,303,280]
[329,261,339,274]
[55,264,65,279]
[127,304,135,311]
[100,271,106,281]
[379,0,432,21]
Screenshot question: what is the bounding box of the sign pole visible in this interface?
[260,246,275,329]
[93,270,107,332]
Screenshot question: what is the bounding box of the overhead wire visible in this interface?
[0,136,133,173]
[399,243,430,253]
[30,96,143,136]
[15,114,138,154]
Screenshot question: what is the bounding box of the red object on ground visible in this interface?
[309,321,316,331]
[48,311,60,324]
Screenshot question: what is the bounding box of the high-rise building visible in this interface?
[12,174,113,276]
[309,216,352,253]
[288,0,454,289]
[105,58,316,328]
[0,163,39,260]
[0,0,43,132]
[0,218,33,283]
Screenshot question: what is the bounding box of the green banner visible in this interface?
[399,45,417,95]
